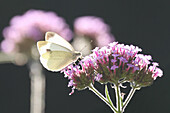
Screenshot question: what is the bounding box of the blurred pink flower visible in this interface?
[74,16,115,47]
[1,9,73,53]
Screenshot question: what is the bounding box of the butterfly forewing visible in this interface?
[45,32,74,51]
[37,41,71,55]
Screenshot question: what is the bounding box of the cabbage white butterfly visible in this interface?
[37,32,82,72]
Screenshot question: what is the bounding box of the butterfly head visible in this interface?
[72,51,82,61]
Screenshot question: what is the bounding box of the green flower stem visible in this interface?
[122,87,136,112]
[89,84,117,113]
[115,84,122,113]
[105,84,114,108]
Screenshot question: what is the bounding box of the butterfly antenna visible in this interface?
[79,40,93,52]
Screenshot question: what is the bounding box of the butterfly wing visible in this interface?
[45,32,74,51]
[37,41,71,55]
[37,41,76,71]
[37,32,81,71]
[40,51,75,71]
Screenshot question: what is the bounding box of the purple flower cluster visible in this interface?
[74,16,115,47]
[62,42,163,94]
[62,56,95,95]
[1,9,72,53]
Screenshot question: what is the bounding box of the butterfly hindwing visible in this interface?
[40,51,74,71]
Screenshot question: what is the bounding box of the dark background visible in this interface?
[0,0,170,113]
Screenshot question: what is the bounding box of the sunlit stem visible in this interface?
[0,52,14,63]
[29,60,45,113]
[105,84,114,108]
[88,84,117,113]
[122,87,136,112]
[115,84,122,113]
[0,52,28,65]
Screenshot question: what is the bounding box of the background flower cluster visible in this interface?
[1,9,115,58]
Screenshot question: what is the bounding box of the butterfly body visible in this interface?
[37,32,81,72]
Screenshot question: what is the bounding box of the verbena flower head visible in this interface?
[1,9,72,54]
[62,56,95,95]
[62,42,163,94]
[74,16,115,47]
